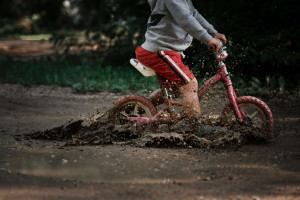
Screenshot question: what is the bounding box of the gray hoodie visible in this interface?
[142,0,217,54]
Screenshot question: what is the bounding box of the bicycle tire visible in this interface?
[109,95,157,125]
[220,96,273,138]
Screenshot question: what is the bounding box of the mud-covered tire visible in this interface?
[220,96,273,138]
[109,95,157,125]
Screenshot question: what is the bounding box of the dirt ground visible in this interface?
[0,84,299,200]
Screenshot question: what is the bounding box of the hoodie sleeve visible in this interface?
[148,0,157,11]
[165,0,212,44]
[193,9,217,36]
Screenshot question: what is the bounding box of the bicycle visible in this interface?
[109,42,273,138]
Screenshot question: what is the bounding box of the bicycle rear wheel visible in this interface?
[109,95,157,125]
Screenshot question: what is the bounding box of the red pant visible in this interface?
[135,46,195,88]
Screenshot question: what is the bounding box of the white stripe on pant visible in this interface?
[160,51,191,83]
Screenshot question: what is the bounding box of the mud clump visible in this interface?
[24,111,270,148]
[27,112,141,146]
[136,132,211,148]
[30,120,84,140]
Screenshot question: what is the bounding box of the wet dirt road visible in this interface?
[0,84,299,200]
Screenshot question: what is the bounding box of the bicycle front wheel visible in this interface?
[220,96,273,139]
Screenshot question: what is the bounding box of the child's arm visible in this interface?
[193,9,227,44]
[192,9,217,36]
[165,0,212,44]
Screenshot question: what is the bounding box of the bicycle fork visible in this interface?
[219,62,248,123]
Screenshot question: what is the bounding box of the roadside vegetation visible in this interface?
[0,56,298,99]
[0,0,299,97]
[0,57,159,94]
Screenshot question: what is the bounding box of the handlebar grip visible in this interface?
[208,45,216,52]
[208,40,224,52]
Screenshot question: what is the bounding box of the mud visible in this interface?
[22,108,270,150]
[1,40,300,199]
[1,84,299,200]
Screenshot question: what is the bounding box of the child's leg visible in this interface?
[179,77,201,118]
[148,89,164,106]
[136,47,200,118]
[149,78,202,123]
[148,87,180,106]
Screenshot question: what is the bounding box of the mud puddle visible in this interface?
[16,110,269,149]
[9,109,273,184]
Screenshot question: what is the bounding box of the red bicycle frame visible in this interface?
[198,61,248,123]
[128,42,249,125]
[128,60,248,125]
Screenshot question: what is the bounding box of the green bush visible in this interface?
[0,56,298,98]
[0,57,159,93]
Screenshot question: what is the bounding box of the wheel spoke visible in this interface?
[249,111,259,119]
[120,111,128,118]
[133,104,139,115]
[113,99,155,127]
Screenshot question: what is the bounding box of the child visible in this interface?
[136,0,227,125]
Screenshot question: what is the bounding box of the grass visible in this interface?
[0,33,52,41]
[0,58,298,99]
[19,34,52,40]
[0,58,159,94]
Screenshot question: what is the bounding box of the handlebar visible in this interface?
[208,40,228,61]
[208,40,224,52]
[208,45,216,52]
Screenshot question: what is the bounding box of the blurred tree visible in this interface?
[0,0,72,35]
[189,0,299,90]
[51,0,150,65]
[0,0,299,90]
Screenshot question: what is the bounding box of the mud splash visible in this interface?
[21,110,269,149]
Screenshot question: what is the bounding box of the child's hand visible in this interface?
[213,33,227,44]
[207,38,221,52]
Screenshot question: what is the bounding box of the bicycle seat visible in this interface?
[130,59,156,77]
